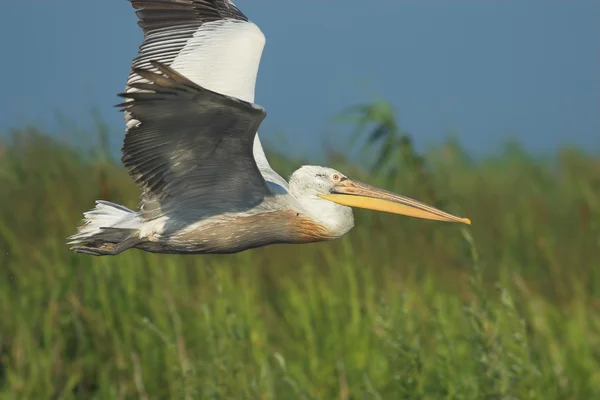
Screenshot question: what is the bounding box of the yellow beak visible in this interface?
[318,178,471,225]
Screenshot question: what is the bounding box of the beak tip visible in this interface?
[462,218,472,225]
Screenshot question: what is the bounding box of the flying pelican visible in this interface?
[67,0,470,256]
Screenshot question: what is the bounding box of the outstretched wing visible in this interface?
[118,61,271,218]
[126,0,289,192]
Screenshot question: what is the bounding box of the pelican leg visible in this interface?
[71,236,140,256]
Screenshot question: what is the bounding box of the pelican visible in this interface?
[67,0,470,256]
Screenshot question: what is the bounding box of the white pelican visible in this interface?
[68,0,470,256]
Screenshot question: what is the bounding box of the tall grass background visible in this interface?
[0,102,599,399]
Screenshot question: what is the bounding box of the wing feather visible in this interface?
[125,0,289,195]
[119,61,271,218]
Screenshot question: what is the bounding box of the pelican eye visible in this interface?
[331,173,341,182]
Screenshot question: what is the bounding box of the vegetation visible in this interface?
[0,104,599,399]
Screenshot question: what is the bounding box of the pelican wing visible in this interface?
[119,61,271,217]
[127,0,289,192]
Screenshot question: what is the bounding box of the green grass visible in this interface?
[1,117,599,399]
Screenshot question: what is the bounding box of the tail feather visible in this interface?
[68,200,142,256]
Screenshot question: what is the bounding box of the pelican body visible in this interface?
[68,1,470,256]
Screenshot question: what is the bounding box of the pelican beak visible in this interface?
[318,178,471,225]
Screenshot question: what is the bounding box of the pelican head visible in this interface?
[289,165,470,236]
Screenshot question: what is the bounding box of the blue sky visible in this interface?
[1,1,599,159]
